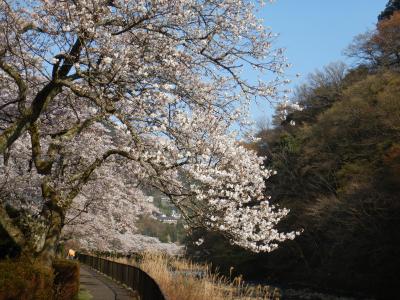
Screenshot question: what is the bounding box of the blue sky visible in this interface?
[250,0,388,122]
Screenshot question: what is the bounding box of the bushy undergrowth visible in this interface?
[0,257,80,300]
[53,259,80,300]
[0,258,54,300]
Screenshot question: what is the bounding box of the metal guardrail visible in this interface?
[78,253,167,300]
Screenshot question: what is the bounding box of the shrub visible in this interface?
[53,259,80,300]
[0,258,54,300]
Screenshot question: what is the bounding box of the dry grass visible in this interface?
[134,253,281,300]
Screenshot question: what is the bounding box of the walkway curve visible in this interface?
[80,264,138,300]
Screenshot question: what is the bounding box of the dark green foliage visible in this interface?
[279,70,400,298]
[286,62,347,125]
[186,65,400,299]
[53,259,80,300]
[378,0,400,20]
[0,258,54,300]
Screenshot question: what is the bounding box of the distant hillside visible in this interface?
[185,2,400,299]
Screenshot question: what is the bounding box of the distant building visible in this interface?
[151,211,179,224]
[159,215,178,224]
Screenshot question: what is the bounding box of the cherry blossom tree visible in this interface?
[0,0,298,266]
[63,186,182,255]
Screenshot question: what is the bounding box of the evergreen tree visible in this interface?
[378,0,400,21]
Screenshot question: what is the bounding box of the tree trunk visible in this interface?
[37,205,64,267]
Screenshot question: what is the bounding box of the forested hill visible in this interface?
[185,4,400,300]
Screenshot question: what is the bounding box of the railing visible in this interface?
[78,253,167,300]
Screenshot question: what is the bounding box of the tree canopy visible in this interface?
[378,0,400,21]
[0,0,298,264]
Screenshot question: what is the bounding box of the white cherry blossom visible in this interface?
[0,0,298,263]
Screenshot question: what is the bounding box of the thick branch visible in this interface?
[57,37,83,78]
[0,52,28,113]
[31,115,104,175]
[20,23,45,34]
[0,204,26,247]
[0,80,63,154]
[30,122,54,175]
[0,38,83,154]
[58,80,117,113]
[39,181,65,265]
[66,149,134,204]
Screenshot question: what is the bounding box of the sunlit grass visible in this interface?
[110,252,281,300]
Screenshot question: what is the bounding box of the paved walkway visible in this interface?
[80,264,138,300]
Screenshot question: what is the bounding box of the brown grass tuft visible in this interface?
[131,253,280,300]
